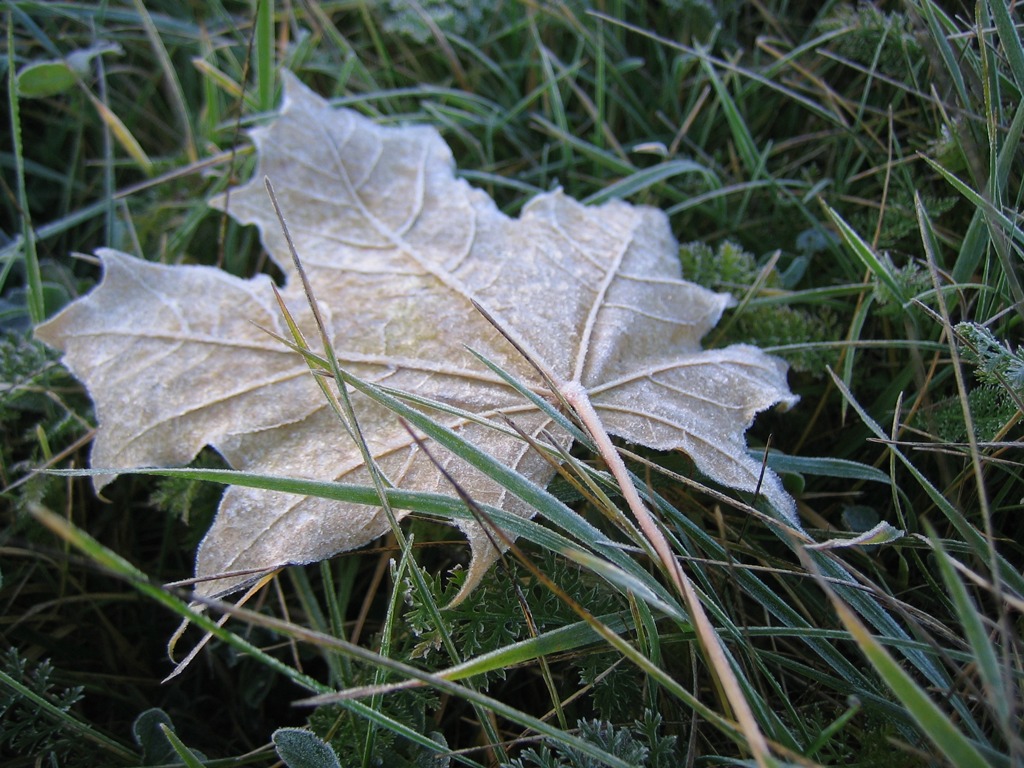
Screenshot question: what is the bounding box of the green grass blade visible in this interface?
[465,347,592,446]
[826,369,1024,598]
[596,12,847,125]
[361,548,413,768]
[921,156,1024,247]
[639,472,882,692]
[700,54,759,175]
[757,450,893,484]
[129,0,195,162]
[562,549,686,623]
[915,0,972,110]
[255,0,275,111]
[994,86,1024,197]
[838,292,874,423]
[50,465,671,607]
[652,453,959,720]
[928,528,1012,733]
[826,206,907,304]
[582,158,717,205]
[6,20,44,323]
[823,579,994,767]
[987,0,1024,96]
[156,725,205,768]
[950,206,991,292]
[441,611,634,680]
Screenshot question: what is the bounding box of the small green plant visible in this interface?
[956,322,1024,395]
[501,713,680,768]
[678,240,840,371]
[0,331,87,516]
[378,0,489,45]
[0,648,90,767]
[131,708,206,766]
[816,3,925,81]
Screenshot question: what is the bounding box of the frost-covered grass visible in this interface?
[2,2,1022,766]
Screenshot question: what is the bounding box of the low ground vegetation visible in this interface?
[2,2,1022,766]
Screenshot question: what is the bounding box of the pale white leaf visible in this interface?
[36,73,799,600]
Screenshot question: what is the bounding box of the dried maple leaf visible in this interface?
[35,74,799,600]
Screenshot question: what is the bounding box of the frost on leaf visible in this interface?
[35,73,799,601]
